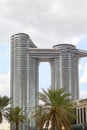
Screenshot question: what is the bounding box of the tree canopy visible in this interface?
[5,106,26,130]
[34,87,75,130]
[0,96,11,123]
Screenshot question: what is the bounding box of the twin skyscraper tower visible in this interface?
[11,33,87,129]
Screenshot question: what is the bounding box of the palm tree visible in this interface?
[0,96,11,123]
[5,106,26,130]
[34,87,76,130]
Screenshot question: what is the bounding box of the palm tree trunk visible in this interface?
[0,111,2,123]
[16,122,19,130]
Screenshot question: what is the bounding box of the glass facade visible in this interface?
[11,33,87,130]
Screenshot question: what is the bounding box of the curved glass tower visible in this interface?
[11,33,87,130]
[52,44,80,100]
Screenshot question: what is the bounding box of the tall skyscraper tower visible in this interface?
[11,33,87,130]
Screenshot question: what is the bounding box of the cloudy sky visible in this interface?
[0,0,87,100]
[1,0,87,128]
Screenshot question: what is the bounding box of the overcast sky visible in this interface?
[1,0,87,128]
[0,0,87,101]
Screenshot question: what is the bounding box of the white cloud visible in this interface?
[0,71,10,97]
[80,91,87,99]
[0,0,87,47]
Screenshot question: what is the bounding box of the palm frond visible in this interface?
[34,87,76,130]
